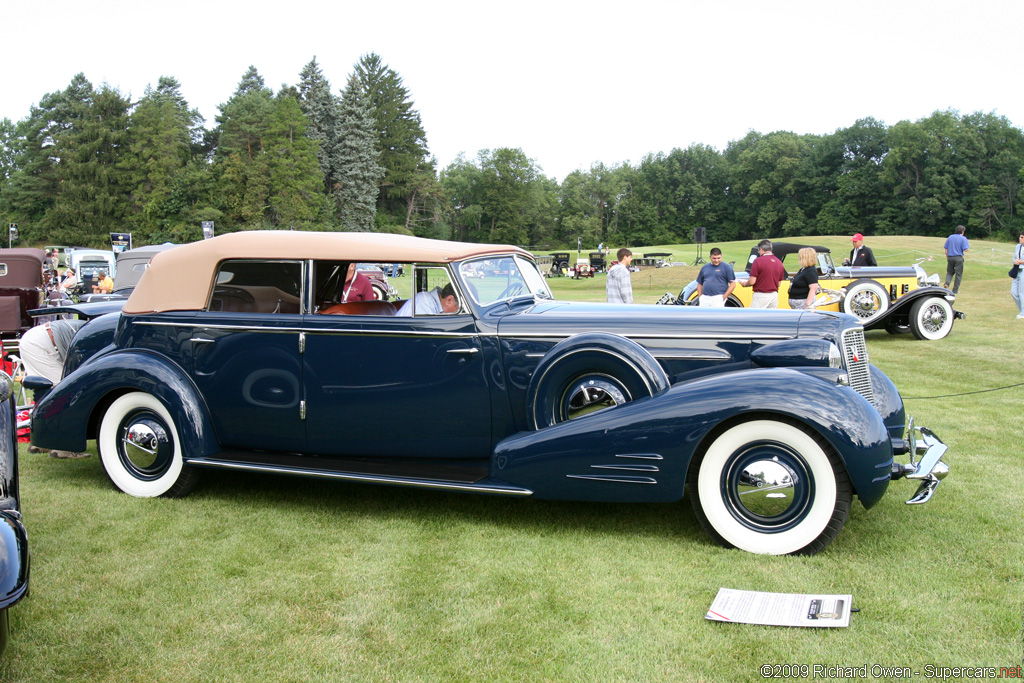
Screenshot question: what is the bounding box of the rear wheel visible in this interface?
[98,392,200,498]
[909,296,954,340]
[689,419,851,555]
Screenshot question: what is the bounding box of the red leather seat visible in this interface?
[320,301,398,316]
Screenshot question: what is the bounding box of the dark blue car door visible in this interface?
[189,260,306,453]
[302,311,490,458]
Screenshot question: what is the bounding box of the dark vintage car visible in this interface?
[0,371,30,655]
[0,249,47,345]
[549,252,571,275]
[667,242,963,341]
[67,248,117,295]
[24,232,950,555]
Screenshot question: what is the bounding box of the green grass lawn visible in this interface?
[2,236,1022,682]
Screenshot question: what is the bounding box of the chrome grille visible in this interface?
[841,328,875,405]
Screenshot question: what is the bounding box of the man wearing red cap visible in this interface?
[845,233,877,267]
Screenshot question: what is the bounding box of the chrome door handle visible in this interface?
[190,338,216,344]
[446,348,479,355]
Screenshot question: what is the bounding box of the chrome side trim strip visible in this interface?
[615,453,664,460]
[651,349,732,360]
[590,464,660,472]
[503,331,790,341]
[136,319,787,342]
[565,474,657,484]
[135,320,481,339]
[186,458,534,496]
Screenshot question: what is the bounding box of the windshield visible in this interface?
[459,255,552,305]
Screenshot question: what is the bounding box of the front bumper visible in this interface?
[890,418,950,504]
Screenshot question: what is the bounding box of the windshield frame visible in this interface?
[457,254,552,307]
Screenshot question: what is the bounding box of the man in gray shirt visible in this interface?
[606,248,634,304]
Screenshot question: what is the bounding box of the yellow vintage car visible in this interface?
[669,242,964,340]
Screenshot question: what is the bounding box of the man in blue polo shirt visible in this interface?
[696,248,737,307]
[943,225,969,295]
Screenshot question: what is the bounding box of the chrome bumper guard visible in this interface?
[890,418,950,505]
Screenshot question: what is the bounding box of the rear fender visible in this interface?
[494,367,892,506]
[30,350,218,458]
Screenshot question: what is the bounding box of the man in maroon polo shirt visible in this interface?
[742,239,786,309]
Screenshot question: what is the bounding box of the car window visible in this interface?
[397,266,460,316]
[459,256,551,305]
[207,260,303,314]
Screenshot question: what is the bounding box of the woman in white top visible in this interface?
[59,268,78,293]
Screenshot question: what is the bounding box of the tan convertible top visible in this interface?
[124,230,532,314]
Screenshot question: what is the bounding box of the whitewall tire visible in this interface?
[691,419,851,555]
[909,297,954,340]
[842,279,889,323]
[99,392,199,498]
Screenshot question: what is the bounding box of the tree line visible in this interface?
[2,53,1023,250]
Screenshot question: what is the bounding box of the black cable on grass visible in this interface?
[902,382,1024,400]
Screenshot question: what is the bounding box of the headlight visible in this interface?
[750,339,843,369]
[828,342,843,369]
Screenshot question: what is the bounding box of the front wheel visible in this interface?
[842,279,889,323]
[690,419,852,555]
[909,296,954,340]
[98,392,200,498]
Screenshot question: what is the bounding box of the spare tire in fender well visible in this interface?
[526,332,670,430]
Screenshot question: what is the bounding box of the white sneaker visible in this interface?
[1017,314,1024,319]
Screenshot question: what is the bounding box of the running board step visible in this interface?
[186,457,533,497]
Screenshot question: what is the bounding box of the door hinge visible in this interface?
[298,331,306,353]
[300,400,306,420]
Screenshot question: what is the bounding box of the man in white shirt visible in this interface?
[396,284,459,316]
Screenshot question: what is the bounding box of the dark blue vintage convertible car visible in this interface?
[26,232,951,555]
[0,371,29,655]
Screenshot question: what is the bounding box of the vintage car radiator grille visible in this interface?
[841,328,875,405]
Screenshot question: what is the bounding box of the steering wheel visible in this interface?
[497,282,524,299]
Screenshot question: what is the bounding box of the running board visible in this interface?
[186,457,534,497]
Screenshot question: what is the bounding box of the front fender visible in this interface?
[494,367,893,506]
[30,350,219,458]
[864,287,961,330]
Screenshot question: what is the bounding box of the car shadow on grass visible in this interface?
[188,466,708,545]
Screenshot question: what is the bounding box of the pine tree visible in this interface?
[0,73,94,242]
[333,75,384,231]
[126,76,205,241]
[45,86,132,245]
[297,57,340,196]
[213,67,275,229]
[215,66,274,162]
[353,53,430,220]
[265,92,329,228]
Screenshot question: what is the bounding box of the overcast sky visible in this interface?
[4,0,1021,182]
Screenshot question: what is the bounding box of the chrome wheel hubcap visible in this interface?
[562,377,627,421]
